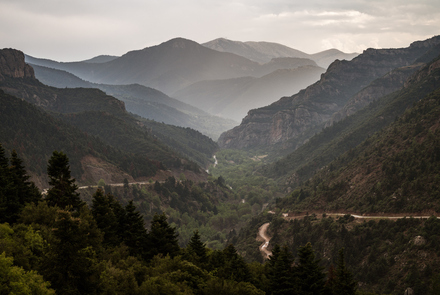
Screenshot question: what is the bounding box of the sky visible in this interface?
[1,0,439,62]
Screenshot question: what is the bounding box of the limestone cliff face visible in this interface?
[0,49,34,80]
[218,36,440,150]
[326,63,424,127]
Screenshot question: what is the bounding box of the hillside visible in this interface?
[260,61,427,187]
[277,71,440,213]
[174,64,325,121]
[218,35,440,150]
[203,38,358,68]
[30,64,237,139]
[0,49,217,182]
[0,89,156,188]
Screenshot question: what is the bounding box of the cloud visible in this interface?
[0,0,439,60]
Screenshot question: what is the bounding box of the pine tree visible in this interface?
[0,144,9,223]
[118,200,148,258]
[147,212,180,259]
[332,248,357,295]
[46,151,84,210]
[91,189,120,247]
[186,230,208,266]
[295,242,326,295]
[0,149,41,223]
[267,244,295,295]
[43,207,102,294]
[9,150,41,205]
[221,244,252,283]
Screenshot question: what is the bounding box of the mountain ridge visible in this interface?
[202,38,358,68]
[29,63,237,139]
[217,35,440,150]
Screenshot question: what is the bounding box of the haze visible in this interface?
[1,0,439,61]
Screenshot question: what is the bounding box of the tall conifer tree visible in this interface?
[147,213,180,259]
[332,248,357,295]
[46,151,83,210]
[295,242,326,295]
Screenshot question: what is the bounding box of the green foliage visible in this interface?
[263,54,440,193]
[46,150,84,210]
[0,252,55,295]
[267,244,295,295]
[147,213,180,260]
[185,230,208,266]
[43,206,103,294]
[331,248,357,295]
[0,147,42,223]
[277,84,440,213]
[91,189,120,247]
[262,215,440,294]
[295,242,326,295]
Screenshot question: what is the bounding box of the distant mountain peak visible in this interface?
[160,37,199,48]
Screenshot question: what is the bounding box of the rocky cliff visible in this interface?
[0,49,34,80]
[218,35,440,150]
[325,63,423,127]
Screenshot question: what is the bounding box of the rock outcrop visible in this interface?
[218,35,440,150]
[325,63,424,127]
[0,49,35,80]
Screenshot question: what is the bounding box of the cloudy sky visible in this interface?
[1,0,439,61]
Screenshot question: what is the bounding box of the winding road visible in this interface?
[258,223,272,259]
[257,212,438,260]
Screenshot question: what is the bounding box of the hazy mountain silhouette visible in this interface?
[30,64,237,140]
[25,37,330,95]
[218,35,440,150]
[174,65,325,121]
[203,38,358,68]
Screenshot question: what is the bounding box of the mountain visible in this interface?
[261,57,435,190]
[0,49,217,185]
[174,64,325,121]
[218,36,440,150]
[276,53,440,213]
[25,38,329,95]
[203,38,358,68]
[81,55,118,63]
[30,64,237,140]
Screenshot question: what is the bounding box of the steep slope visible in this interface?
[218,35,440,150]
[262,56,436,189]
[174,65,325,121]
[0,49,216,171]
[276,55,440,213]
[30,64,237,139]
[203,38,358,68]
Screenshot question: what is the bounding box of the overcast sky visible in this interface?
[1,0,439,61]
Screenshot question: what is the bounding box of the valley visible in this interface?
[1,34,440,295]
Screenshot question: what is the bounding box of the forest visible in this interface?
[0,145,366,295]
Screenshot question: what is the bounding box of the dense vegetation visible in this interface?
[262,56,440,192]
[0,90,159,184]
[0,73,217,169]
[263,214,440,294]
[276,78,440,213]
[1,148,366,295]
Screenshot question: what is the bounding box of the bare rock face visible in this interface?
[412,235,426,246]
[0,49,35,80]
[218,36,440,150]
[326,63,424,127]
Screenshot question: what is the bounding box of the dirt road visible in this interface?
[258,223,272,259]
[258,212,437,259]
